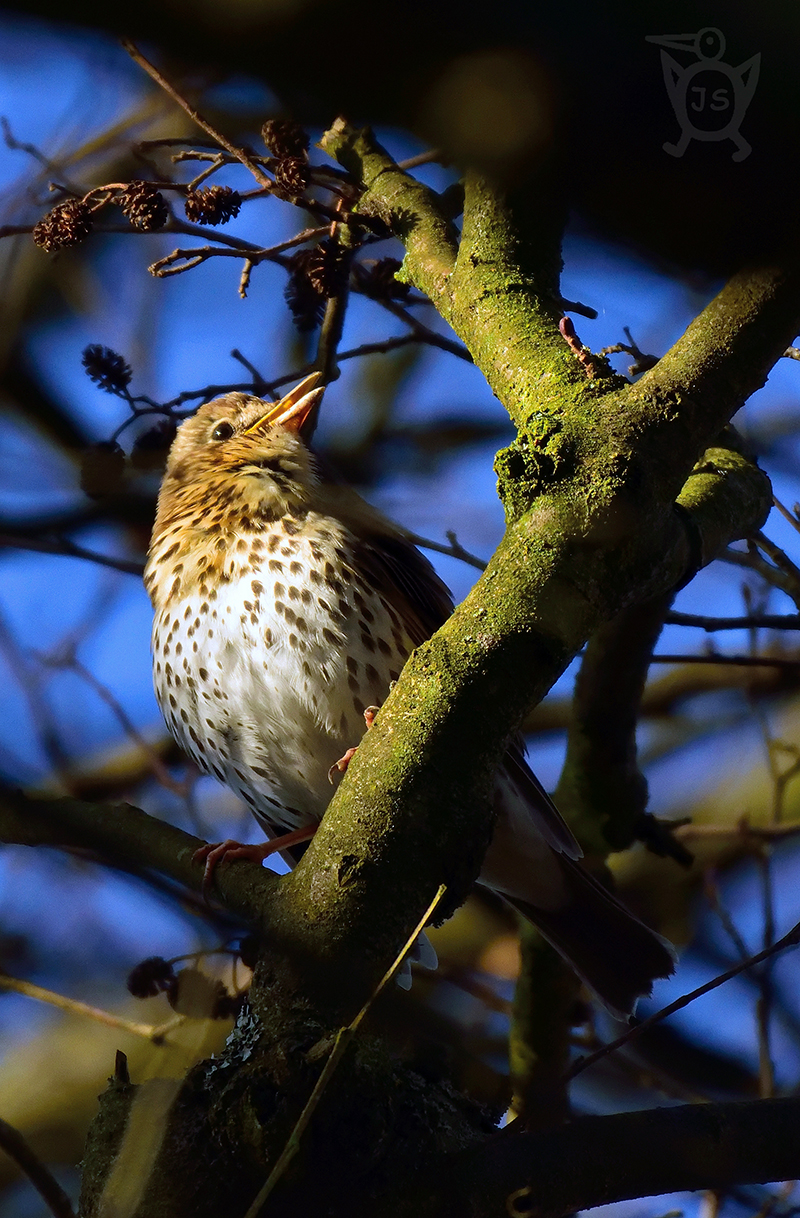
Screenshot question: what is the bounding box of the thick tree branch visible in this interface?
[390,1098,800,1218]
[319,118,458,300]
[0,786,275,928]
[279,444,770,1028]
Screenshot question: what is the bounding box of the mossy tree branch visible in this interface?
[276,117,782,1029]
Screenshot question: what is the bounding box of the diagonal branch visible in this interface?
[0,1118,75,1218]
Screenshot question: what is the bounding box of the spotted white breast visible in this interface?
[151,514,413,834]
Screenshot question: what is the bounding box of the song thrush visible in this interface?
[145,374,675,1015]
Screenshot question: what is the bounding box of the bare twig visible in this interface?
[0,608,70,777]
[377,298,473,362]
[722,546,800,610]
[676,819,800,843]
[566,918,800,1082]
[148,224,328,280]
[0,1117,76,1218]
[600,326,660,376]
[0,974,182,1044]
[238,259,255,298]
[39,650,186,797]
[704,870,751,960]
[756,531,800,588]
[395,149,446,171]
[406,530,487,571]
[559,296,599,320]
[651,654,800,670]
[0,532,145,575]
[121,41,273,189]
[229,349,267,387]
[772,496,800,538]
[666,611,800,631]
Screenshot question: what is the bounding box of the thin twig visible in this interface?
[40,651,186,797]
[704,870,751,960]
[149,244,252,277]
[230,349,267,387]
[0,974,181,1043]
[559,296,599,320]
[0,608,70,777]
[772,496,800,538]
[395,149,446,171]
[756,531,800,588]
[243,884,447,1218]
[407,530,487,571]
[722,546,800,610]
[0,1117,76,1218]
[121,41,273,189]
[378,298,473,362]
[676,819,800,843]
[313,198,352,394]
[148,224,328,280]
[0,532,144,575]
[756,853,777,1097]
[651,654,800,670]
[565,918,800,1082]
[666,611,800,631]
[239,259,255,299]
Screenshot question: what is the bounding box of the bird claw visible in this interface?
[327,705,381,782]
[193,824,318,896]
[328,748,357,783]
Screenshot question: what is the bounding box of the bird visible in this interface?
[144,373,675,1016]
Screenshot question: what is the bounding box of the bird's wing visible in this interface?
[350,527,455,646]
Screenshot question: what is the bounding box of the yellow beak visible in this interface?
[244,372,324,436]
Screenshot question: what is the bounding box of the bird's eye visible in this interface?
[211,421,234,442]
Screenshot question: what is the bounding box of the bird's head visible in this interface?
[156,374,324,530]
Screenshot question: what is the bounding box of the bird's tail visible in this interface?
[505,855,676,1019]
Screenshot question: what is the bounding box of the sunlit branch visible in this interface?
[0,973,183,1044]
[242,884,447,1217]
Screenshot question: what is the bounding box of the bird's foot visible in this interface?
[328,706,380,782]
[194,823,317,894]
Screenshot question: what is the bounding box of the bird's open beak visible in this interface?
[244,373,325,436]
